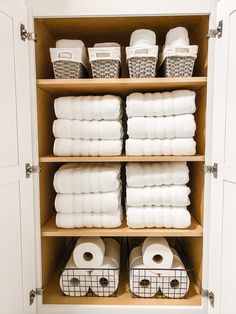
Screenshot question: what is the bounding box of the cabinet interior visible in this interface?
[35,15,209,307]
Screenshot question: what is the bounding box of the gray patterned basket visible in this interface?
[90,60,120,78]
[163,56,195,77]
[52,60,88,79]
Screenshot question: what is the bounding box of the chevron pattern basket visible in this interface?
[90,60,120,78]
[52,60,88,79]
[163,56,195,77]
[127,57,157,78]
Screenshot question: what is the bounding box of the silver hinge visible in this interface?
[25,163,41,178]
[29,287,44,305]
[20,24,37,42]
[203,163,218,178]
[200,288,215,308]
[207,20,223,39]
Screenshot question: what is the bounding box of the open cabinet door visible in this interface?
[208,1,236,314]
[0,0,36,313]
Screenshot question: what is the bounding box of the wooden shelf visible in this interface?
[37,77,207,96]
[41,216,203,237]
[40,154,205,163]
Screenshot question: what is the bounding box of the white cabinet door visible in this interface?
[209,1,236,314]
[0,0,36,313]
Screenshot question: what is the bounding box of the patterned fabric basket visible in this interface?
[126,46,159,78]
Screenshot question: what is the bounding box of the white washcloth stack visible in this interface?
[53,95,123,156]
[126,162,191,229]
[126,90,196,155]
[60,237,120,296]
[54,163,123,228]
[129,237,190,298]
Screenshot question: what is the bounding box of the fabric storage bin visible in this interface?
[88,47,121,78]
[50,47,89,79]
[159,45,198,77]
[126,46,159,78]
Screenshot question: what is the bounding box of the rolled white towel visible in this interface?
[126,207,191,229]
[53,119,123,140]
[126,162,189,187]
[53,163,121,194]
[54,95,122,120]
[56,39,85,48]
[56,207,123,228]
[165,27,190,46]
[127,115,196,139]
[127,185,190,207]
[130,29,156,47]
[54,138,123,156]
[94,42,120,47]
[55,190,121,213]
[126,91,196,118]
[126,138,196,156]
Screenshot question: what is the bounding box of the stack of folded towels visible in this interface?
[126,162,191,228]
[60,237,120,296]
[129,237,190,298]
[54,163,123,228]
[53,95,123,156]
[126,90,196,155]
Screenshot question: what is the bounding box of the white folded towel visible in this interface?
[53,119,123,140]
[56,39,85,48]
[54,138,123,156]
[130,29,156,47]
[94,42,120,48]
[56,207,123,228]
[126,207,191,229]
[54,95,122,120]
[126,138,196,156]
[126,91,196,118]
[126,162,189,187]
[54,163,120,194]
[127,185,190,207]
[127,115,196,139]
[55,190,121,213]
[165,27,190,47]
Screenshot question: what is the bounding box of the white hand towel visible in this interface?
[127,185,190,207]
[53,119,123,140]
[54,163,121,194]
[126,207,191,229]
[59,256,91,297]
[130,29,156,47]
[56,207,123,228]
[55,190,121,213]
[127,115,196,139]
[165,27,190,46]
[54,138,123,156]
[54,95,122,120]
[126,138,196,156]
[126,90,196,118]
[56,39,85,48]
[94,42,120,47]
[126,162,189,187]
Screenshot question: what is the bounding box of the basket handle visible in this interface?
[57,51,73,59]
[175,47,190,54]
[96,52,111,58]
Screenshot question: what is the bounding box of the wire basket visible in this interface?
[126,46,159,78]
[129,267,191,299]
[60,267,120,297]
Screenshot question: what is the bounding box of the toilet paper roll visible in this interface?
[90,256,119,296]
[165,27,190,47]
[129,246,142,267]
[160,250,190,298]
[130,29,156,47]
[103,238,120,267]
[73,237,105,268]
[129,256,158,297]
[142,237,173,269]
[59,256,91,296]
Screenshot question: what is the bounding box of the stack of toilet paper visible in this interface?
[53,95,123,156]
[129,237,190,298]
[60,237,120,297]
[54,163,123,228]
[126,162,191,228]
[126,90,196,155]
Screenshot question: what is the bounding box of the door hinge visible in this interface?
[207,20,223,39]
[200,288,215,308]
[20,24,37,42]
[203,163,218,178]
[25,163,41,178]
[29,287,44,305]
